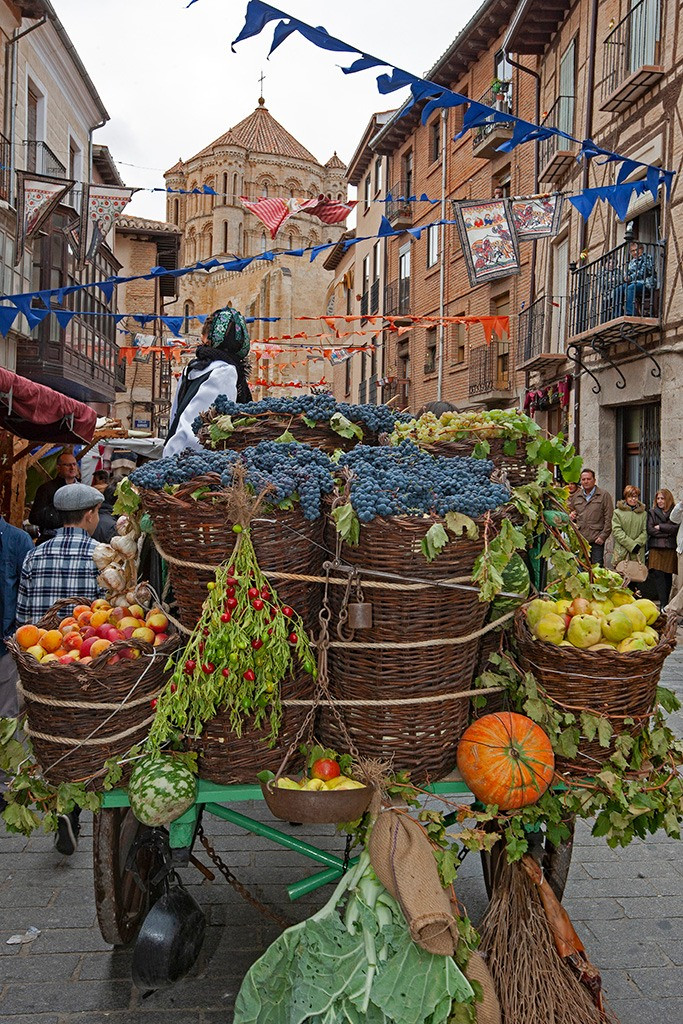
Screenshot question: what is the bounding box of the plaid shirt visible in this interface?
[16,528,104,624]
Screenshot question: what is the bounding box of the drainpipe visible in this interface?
[4,15,48,207]
[571,0,600,452]
[436,107,448,401]
[504,53,540,305]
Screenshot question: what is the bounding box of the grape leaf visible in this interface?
[113,477,141,516]
[444,512,478,540]
[274,430,297,444]
[330,412,363,440]
[472,440,490,459]
[421,522,450,562]
[302,415,317,428]
[331,503,360,545]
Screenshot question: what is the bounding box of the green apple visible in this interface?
[566,614,602,649]
[526,598,554,629]
[532,612,567,645]
[588,598,614,618]
[602,608,634,643]
[634,599,659,626]
[644,625,659,645]
[631,630,657,648]
[610,589,635,607]
[617,636,648,653]
[620,603,647,633]
[554,599,572,615]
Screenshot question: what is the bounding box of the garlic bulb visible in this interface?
[99,565,125,591]
[93,543,116,570]
[111,534,138,559]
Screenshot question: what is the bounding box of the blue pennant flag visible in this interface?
[0,306,18,337]
[133,315,156,327]
[54,309,76,330]
[160,316,184,336]
[377,216,394,237]
[96,280,116,302]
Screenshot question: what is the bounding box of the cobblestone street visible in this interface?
[1,642,682,1024]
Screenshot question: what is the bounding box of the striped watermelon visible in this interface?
[128,756,197,826]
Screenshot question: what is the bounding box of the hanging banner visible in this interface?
[15,171,75,265]
[510,193,564,241]
[241,194,357,239]
[79,183,138,264]
[452,198,521,287]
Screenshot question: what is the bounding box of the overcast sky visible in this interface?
[53,0,480,219]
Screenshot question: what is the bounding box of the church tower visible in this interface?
[163,98,348,397]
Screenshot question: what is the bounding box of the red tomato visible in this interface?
[311,758,341,782]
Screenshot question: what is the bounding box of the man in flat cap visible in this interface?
[16,483,105,855]
[17,483,105,626]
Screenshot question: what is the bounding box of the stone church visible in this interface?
[164,98,347,395]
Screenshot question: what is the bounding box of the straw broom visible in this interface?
[478,854,619,1024]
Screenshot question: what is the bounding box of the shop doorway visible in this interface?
[616,401,660,507]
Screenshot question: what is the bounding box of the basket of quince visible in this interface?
[258,744,374,824]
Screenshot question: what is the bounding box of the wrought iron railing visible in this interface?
[517,296,546,365]
[23,140,67,178]
[369,279,380,314]
[368,374,378,404]
[472,81,513,148]
[568,240,664,337]
[602,0,661,101]
[386,180,413,225]
[360,291,369,318]
[384,278,411,316]
[358,379,367,404]
[468,341,511,396]
[538,96,575,172]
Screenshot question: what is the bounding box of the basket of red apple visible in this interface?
[7,596,178,786]
[514,591,677,774]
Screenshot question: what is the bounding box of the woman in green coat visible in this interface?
[611,484,648,566]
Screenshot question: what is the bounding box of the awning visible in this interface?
[0,367,97,443]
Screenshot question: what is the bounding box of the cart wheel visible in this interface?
[93,807,166,946]
[480,817,576,902]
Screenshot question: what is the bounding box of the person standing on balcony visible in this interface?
[163,306,252,457]
[616,241,655,317]
[647,489,679,609]
[29,450,80,544]
[569,469,614,566]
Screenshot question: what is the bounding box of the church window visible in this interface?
[222,172,228,199]
[261,231,267,253]
[172,198,179,224]
[232,172,239,202]
[223,221,229,252]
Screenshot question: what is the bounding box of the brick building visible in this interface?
[164,98,347,397]
[114,216,181,435]
[326,0,681,503]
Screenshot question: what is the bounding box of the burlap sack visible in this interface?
[368,809,459,956]
[466,951,502,1024]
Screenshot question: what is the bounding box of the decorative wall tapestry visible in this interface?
[452,198,521,287]
[15,171,75,264]
[511,194,564,241]
[79,184,137,264]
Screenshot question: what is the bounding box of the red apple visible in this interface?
[80,637,98,657]
[105,627,124,643]
[82,626,97,640]
[80,656,93,665]
[63,633,83,652]
[107,654,121,665]
[119,616,142,631]
[91,599,111,611]
[122,626,136,639]
[90,638,112,658]
[568,598,590,617]
[119,646,140,660]
[153,633,169,647]
[59,653,79,664]
[128,604,145,620]
[108,608,126,624]
[95,624,113,640]
[146,612,169,634]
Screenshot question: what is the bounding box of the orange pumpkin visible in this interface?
[456,712,555,810]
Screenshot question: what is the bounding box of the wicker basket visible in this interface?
[140,476,325,631]
[7,598,178,787]
[195,669,313,785]
[196,410,378,454]
[319,513,499,782]
[514,607,678,773]
[419,437,536,487]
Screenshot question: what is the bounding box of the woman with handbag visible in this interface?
[647,489,678,608]
[612,485,648,586]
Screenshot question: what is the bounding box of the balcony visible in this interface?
[384,277,411,320]
[386,181,413,230]
[17,318,122,405]
[516,295,568,371]
[538,97,577,183]
[468,341,512,402]
[601,0,663,112]
[567,240,664,346]
[360,280,381,323]
[472,82,514,160]
[23,140,67,179]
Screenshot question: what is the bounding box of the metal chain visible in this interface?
[196,825,293,930]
